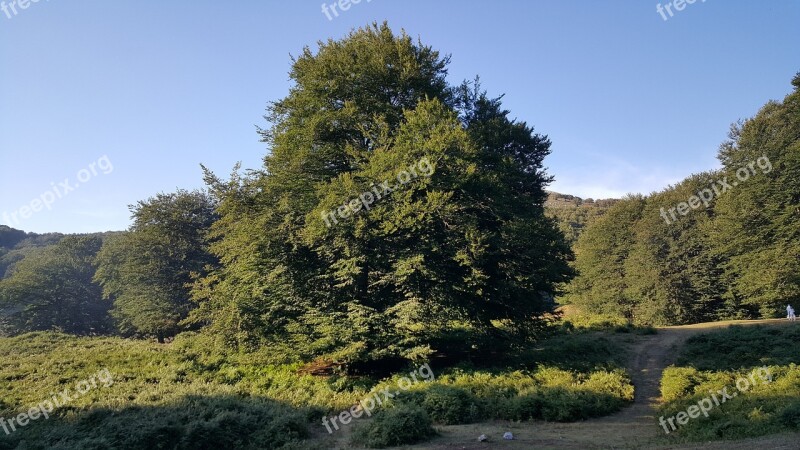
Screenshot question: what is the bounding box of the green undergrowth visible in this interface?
[659,325,800,443]
[0,329,633,449]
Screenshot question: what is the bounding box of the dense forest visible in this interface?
[565,73,800,325]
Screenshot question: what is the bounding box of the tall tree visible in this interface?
[566,73,800,325]
[624,174,726,325]
[193,24,573,364]
[567,196,645,320]
[94,190,218,342]
[710,73,800,317]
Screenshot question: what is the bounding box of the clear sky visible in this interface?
[1,0,798,233]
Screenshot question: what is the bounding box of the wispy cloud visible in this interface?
[547,149,687,199]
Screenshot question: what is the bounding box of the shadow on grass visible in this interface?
[0,395,324,450]
[413,327,633,373]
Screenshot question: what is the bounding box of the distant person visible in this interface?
[787,305,796,322]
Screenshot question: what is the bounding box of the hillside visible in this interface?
[544,192,619,244]
[0,226,64,279]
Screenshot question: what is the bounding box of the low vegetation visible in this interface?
[659,325,800,442]
[0,328,633,449]
[557,311,658,336]
[351,405,436,448]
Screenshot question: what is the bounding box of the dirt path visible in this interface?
[414,319,800,449]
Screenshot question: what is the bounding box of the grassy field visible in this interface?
[2,320,796,449]
[0,327,634,449]
[658,325,800,443]
[382,319,800,449]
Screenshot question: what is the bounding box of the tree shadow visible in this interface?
[0,394,326,450]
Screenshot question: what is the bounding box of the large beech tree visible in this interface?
[192,24,573,364]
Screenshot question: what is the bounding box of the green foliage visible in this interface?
[387,366,633,425]
[94,190,218,341]
[416,385,482,424]
[194,23,573,363]
[565,196,645,320]
[0,332,314,449]
[0,226,64,279]
[710,83,800,317]
[778,401,800,428]
[0,330,632,448]
[676,325,800,370]
[623,173,728,326]
[567,74,800,325]
[0,236,111,335]
[515,332,629,371]
[660,364,800,441]
[0,226,28,250]
[558,313,657,335]
[0,396,310,450]
[545,193,618,245]
[661,366,702,402]
[660,325,800,441]
[351,405,436,448]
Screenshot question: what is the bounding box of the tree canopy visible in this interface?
[191,23,573,364]
[567,73,800,325]
[94,190,218,342]
[0,235,110,335]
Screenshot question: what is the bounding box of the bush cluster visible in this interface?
[0,330,634,449]
[659,326,800,441]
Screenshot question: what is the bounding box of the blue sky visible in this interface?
[1,0,798,233]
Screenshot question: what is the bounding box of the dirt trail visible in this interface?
[417,319,800,450]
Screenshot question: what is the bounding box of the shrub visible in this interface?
[253,413,310,448]
[387,366,633,424]
[536,389,624,421]
[0,331,633,448]
[419,385,483,424]
[582,369,635,402]
[524,334,624,371]
[351,405,436,448]
[660,326,800,441]
[661,367,699,402]
[779,402,800,428]
[537,389,585,421]
[504,394,543,421]
[677,325,800,370]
